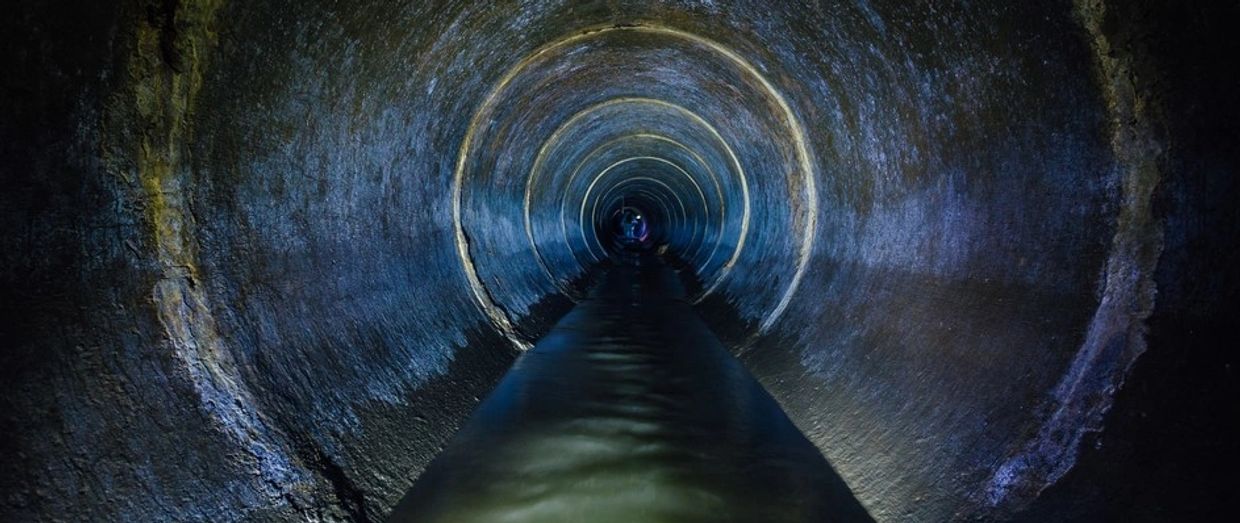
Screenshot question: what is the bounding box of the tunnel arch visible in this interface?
[456,26,819,350]
[533,107,743,295]
[7,0,1222,521]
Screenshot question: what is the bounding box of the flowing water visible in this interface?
[389,258,872,522]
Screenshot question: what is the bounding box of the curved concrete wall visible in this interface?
[3,1,1234,521]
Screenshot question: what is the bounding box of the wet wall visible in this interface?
[2,1,1236,521]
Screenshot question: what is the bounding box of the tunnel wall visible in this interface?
[2,1,1234,522]
[2,1,543,520]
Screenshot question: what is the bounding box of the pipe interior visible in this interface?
[3,1,1236,521]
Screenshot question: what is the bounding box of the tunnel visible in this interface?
[2,0,1237,521]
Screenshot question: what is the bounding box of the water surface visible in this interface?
[390,259,872,522]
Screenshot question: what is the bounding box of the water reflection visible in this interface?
[389,260,872,522]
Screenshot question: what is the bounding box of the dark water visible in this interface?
[389,258,872,522]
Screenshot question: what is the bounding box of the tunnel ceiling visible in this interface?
[6,0,1235,521]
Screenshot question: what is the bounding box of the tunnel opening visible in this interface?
[608,205,653,252]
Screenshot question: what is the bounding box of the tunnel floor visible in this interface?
[388,257,872,522]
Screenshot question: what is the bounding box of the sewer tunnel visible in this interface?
[2,1,1237,521]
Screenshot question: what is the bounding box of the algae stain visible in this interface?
[128,0,222,274]
[109,0,310,504]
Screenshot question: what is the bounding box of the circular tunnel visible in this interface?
[457,28,816,340]
[3,1,1237,522]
